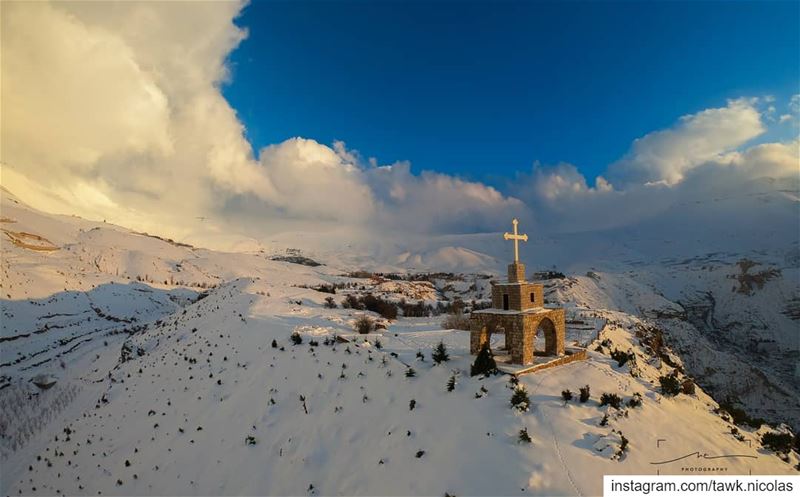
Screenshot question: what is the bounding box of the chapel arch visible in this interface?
[536,317,558,356]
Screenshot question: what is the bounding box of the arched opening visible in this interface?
[492,325,507,351]
[534,317,558,356]
[474,321,510,364]
[474,322,503,350]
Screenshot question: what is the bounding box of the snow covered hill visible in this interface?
[4,278,798,496]
[1,189,798,495]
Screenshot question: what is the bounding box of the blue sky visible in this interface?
[223,1,799,188]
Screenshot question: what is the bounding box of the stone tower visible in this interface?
[469,219,565,365]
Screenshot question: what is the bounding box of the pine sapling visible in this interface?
[627,393,643,408]
[518,427,532,444]
[470,343,498,377]
[600,393,623,409]
[432,341,450,364]
[659,373,681,396]
[579,385,591,403]
[510,386,531,412]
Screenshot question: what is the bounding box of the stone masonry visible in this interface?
[470,259,566,366]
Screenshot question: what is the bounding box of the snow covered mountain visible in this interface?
[1,188,798,496]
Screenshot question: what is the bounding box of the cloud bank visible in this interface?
[1,1,797,252]
[515,98,799,233]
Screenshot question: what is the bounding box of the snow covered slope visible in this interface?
[4,278,797,496]
[1,189,798,496]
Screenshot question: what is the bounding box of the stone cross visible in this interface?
[503,218,528,262]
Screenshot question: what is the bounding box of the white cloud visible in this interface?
[513,139,798,233]
[367,162,529,233]
[253,138,375,223]
[607,98,765,186]
[0,1,524,247]
[1,2,173,175]
[515,163,612,204]
[779,94,800,126]
[1,1,252,240]
[512,98,798,234]
[0,1,796,253]
[790,94,800,114]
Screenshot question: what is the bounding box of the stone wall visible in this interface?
[491,283,545,311]
[509,349,588,377]
[470,313,523,358]
[470,307,566,365]
[523,308,565,356]
[507,262,526,283]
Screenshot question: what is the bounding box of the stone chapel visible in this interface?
[469,219,566,365]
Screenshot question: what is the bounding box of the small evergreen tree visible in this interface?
[290,332,303,345]
[409,399,416,410]
[518,427,532,444]
[416,350,426,361]
[271,339,278,348]
[470,343,497,377]
[374,338,382,349]
[579,385,591,403]
[561,389,573,404]
[600,393,623,409]
[405,367,416,378]
[617,432,629,458]
[659,373,681,396]
[324,296,337,309]
[510,386,531,412]
[761,432,793,453]
[432,341,450,364]
[610,348,633,367]
[627,393,643,408]
[446,374,456,392]
[599,413,609,426]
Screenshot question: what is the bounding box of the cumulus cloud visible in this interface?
[514,163,612,203]
[512,99,798,234]
[253,138,375,223]
[779,94,800,125]
[0,1,523,247]
[1,1,252,240]
[607,98,765,186]
[367,162,529,233]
